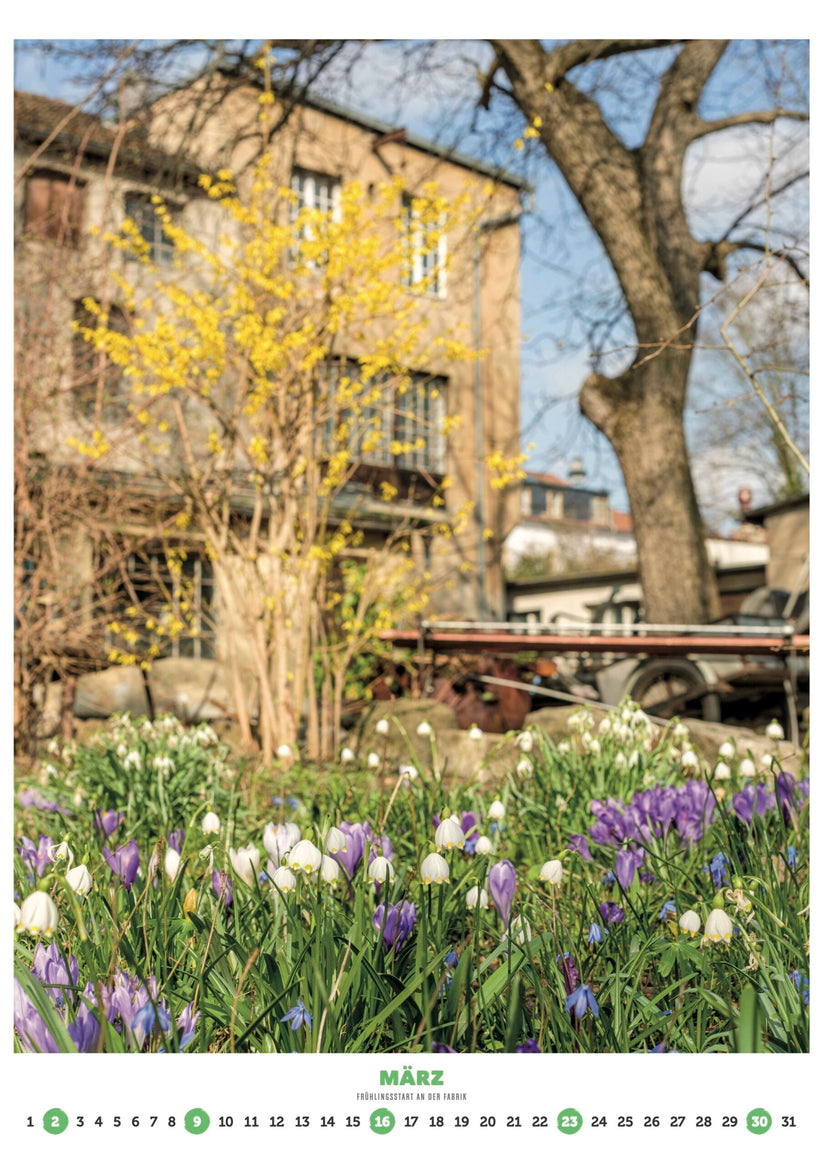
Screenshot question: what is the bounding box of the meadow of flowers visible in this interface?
[14,703,809,1054]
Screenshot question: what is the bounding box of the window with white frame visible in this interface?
[120,548,216,660]
[402,193,447,297]
[290,168,341,220]
[124,193,175,264]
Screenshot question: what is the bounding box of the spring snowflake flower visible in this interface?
[420,853,450,885]
[468,724,484,740]
[416,720,432,737]
[516,731,534,752]
[65,865,93,897]
[487,800,505,821]
[539,860,563,885]
[269,866,297,894]
[340,747,355,763]
[367,752,381,768]
[17,891,59,937]
[738,758,757,778]
[678,909,702,936]
[765,720,785,741]
[466,886,489,909]
[435,817,465,852]
[229,844,261,887]
[516,757,534,778]
[718,741,736,760]
[375,719,390,735]
[714,761,731,780]
[368,856,395,885]
[276,743,293,760]
[474,835,493,855]
[288,839,323,875]
[703,908,734,945]
[680,749,699,769]
[201,811,221,834]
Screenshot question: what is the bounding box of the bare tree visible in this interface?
[482,39,808,622]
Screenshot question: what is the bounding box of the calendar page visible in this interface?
[10,9,813,1163]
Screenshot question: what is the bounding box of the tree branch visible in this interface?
[694,106,808,139]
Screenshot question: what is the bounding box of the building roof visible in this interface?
[744,491,809,525]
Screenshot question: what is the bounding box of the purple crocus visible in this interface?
[515,1038,541,1052]
[556,952,578,994]
[776,771,801,825]
[614,847,644,892]
[373,901,417,952]
[212,869,233,906]
[731,782,774,825]
[95,809,125,838]
[600,901,624,926]
[17,834,56,880]
[333,822,369,880]
[565,983,599,1019]
[103,839,140,890]
[167,829,185,855]
[488,860,517,929]
[568,834,592,862]
[432,1041,457,1053]
[132,1000,172,1048]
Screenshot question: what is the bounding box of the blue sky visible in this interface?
[14,37,809,526]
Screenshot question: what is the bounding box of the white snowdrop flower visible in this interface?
[202,811,221,834]
[681,749,699,769]
[324,826,347,855]
[152,755,174,776]
[765,720,785,741]
[703,908,734,945]
[679,909,702,936]
[557,741,571,755]
[375,718,390,735]
[586,738,601,756]
[516,757,534,778]
[420,853,450,885]
[581,730,594,749]
[614,752,627,770]
[116,742,128,759]
[367,752,381,769]
[739,758,757,779]
[368,856,395,884]
[466,886,489,909]
[288,839,323,875]
[539,860,563,884]
[199,845,215,870]
[435,818,465,852]
[65,864,93,897]
[229,844,261,887]
[719,741,736,760]
[598,717,613,736]
[340,747,355,763]
[505,915,532,944]
[50,841,74,866]
[714,761,731,781]
[487,800,506,821]
[276,743,293,761]
[164,848,182,881]
[124,751,142,772]
[17,891,59,937]
[631,709,651,729]
[516,730,534,752]
[319,855,341,885]
[474,835,494,856]
[270,866,297,894]
[416,720,432,737]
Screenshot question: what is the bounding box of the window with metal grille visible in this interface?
[124,194,175,264]
[122,549,216,660]
[24,170,86,247]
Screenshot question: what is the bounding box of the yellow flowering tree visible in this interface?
[80,147,482,759]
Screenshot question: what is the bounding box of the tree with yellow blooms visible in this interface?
[77,132,485,759]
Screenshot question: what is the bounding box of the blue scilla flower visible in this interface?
[565,984,599,1019]
[787,845,799,869]
[281,1000,312,1031]
[602,871,616,888]
[707,851,729,890]
[658,899,676,920]
[789,971,810,1005]
[273,795,300,810]
[587,922,606,943]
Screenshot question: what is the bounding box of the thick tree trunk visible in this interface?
[581,351,719,624]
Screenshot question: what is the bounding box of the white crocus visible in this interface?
[288,839,323,875]
[703,908,734,945]
[765,720,785,741]
[229,844,261,887]
[487,800,505,821]
[263,823,294,864]
[474,835,494,856]
[164,848,182,881]
[435,818,465,852]
[368,856,395,884]
[65,864,93,897]
[539,860,563,885]
[270,866,297,894]
[202,811,221,834]
[17,890,59,937]
[678,909,702,936]
[416,720,432,737]
[466,886,489,909]
[420,853,450,885]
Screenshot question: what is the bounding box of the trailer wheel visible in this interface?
[626,659,722,723]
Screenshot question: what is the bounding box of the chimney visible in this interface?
[568,456,586,487]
